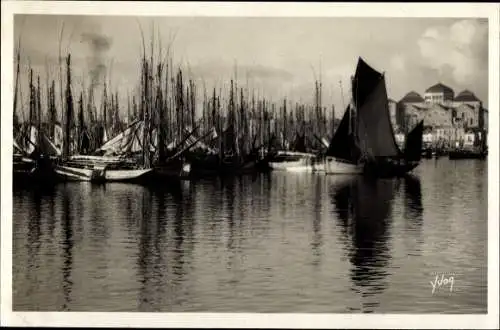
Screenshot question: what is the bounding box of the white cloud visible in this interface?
[417,19,487,84]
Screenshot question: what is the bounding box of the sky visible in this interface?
[13,15,489,121]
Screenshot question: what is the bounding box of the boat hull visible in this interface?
[55,165,153,182]
[448,149,487,160]
[324,157,363,175]
[153,161,192,181]
[268,151,318,172]
[13,156,58,184]
[363,159,420,178]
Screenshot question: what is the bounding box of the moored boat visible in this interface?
[268,151,317,172]
[323,101,364,175]
[54,162,153,182]
[351,58,423,177]
[448,148,487,160]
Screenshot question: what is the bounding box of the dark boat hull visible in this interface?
[13,156,58,185]
[422,148,433,159]
[152,160,192,181]
[448,149,487,160]
[363,158,420,178]
[186,153,271,178]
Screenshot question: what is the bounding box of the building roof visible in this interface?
[454,89,480,102]
[399,91,424,103]
[437,104,454,111]
[425,82,454,94]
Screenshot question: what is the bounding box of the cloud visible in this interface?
[417,19,487,84]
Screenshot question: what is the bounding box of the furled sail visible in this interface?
[13,140,24,155]
[98,120,143,155]
[25,125,39,155]
[403,120,424,161]
[39,133,61,157]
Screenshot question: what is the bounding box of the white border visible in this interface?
[1,2,499,328]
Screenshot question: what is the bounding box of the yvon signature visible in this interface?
[430,273,455,294]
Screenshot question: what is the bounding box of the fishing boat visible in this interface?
[184,124,269,177]
[268,132,322,172]
[268,150,317,171]
[448,131,487,160]
[448,147,487,160]
[326,57,423,177]
[54,120,153,182]
[13,124,60,182]
[13,139,37,181]
[54,155,152,182]
[324,104,364,175]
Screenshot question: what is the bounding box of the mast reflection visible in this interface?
[311,175,323,265]
[60,186,74,310]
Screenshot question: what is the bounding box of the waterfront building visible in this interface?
[395,83,488,147]
[388,98,399,133]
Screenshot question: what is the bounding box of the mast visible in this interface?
[63,54,74,160]
[13,46,21,132]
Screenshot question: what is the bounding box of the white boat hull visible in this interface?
[104,168,152,181]
[324,157,363,174]
[55,165,152,182]
[269,158,310,171]
[54,165,94,181]
[285,159,326,173]
[269,151,321,172]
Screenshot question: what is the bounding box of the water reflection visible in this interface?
[311,175,323,266]
[60,187,74,310]
[403,175,424,256]
[330,176,395,313]
[12,160,487,313]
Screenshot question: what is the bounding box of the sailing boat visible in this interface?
[53,55,153,182]
[13,122,61,182]
[268,132,319,172]
[325,57,422,177]
[403,120,424,163]
[54,120,153,182]
[13,137,37,181]
[324,103,364,174]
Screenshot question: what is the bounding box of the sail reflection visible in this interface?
[403,175,424,256]
[404,175,423,224]
[330,176,395,312]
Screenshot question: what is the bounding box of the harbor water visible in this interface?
[12,158,488,313]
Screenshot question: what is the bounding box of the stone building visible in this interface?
[395,83,487,145]
[388,98,398,132]
[424,82,455,103]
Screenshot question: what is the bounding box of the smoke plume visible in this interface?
[81,31,112,110]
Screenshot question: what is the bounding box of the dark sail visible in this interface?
[222,124,236,154]
[352,57,384,109]
[325,105,360,162]
[404,120,424,161]
[356,76,401,158]
[291,132,307,153]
